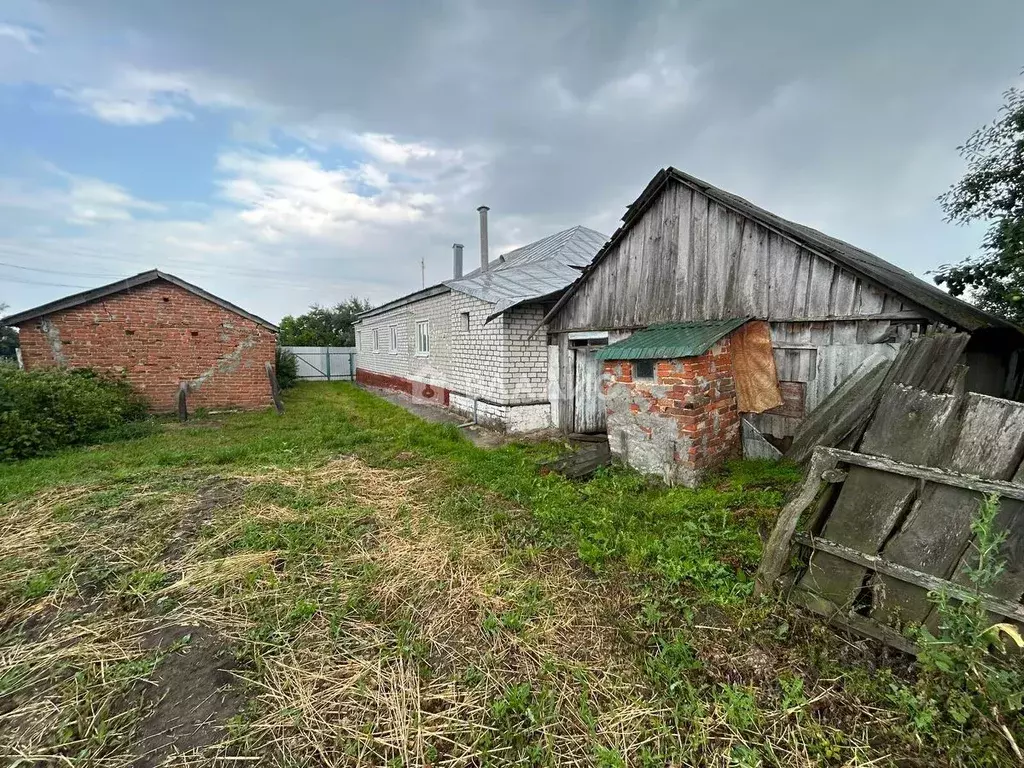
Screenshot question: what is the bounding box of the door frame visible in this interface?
[568,333,609,433]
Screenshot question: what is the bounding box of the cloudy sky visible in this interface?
[1,1,1022,324]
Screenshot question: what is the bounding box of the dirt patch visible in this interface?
[133,625,243,767]
[163,478,249,562]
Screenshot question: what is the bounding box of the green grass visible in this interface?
[1,382,1018,767]
[0,383,796,606]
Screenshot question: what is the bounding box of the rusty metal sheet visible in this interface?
[732,320,783,413]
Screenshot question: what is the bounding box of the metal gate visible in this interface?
[281,346,357,381]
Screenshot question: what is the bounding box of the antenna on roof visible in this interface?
[421,257,425,289]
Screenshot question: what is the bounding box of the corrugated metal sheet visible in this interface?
[594,318,748,360]
[445,226,607,320]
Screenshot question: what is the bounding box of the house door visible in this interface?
[572,342,607,433]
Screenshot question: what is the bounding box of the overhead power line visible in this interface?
[0,275,94,289]
[0,260,127,279]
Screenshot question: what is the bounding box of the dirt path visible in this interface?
[362,386,511,448]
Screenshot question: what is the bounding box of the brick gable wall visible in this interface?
[602,338,740,486]
[17,281,277,412]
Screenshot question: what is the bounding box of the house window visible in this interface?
[634,359,655,380]
[389,325,398,353]
[460,312,470,332]
[415,320,429,355]
[372,328,380,353]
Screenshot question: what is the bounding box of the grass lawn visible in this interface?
[0,383,1016,766]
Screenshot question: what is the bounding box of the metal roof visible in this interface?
[594,318,749,361]
[444,225,608,321]
[355,283,450,321]
[2,269,279,331]
[544,167,1023,336]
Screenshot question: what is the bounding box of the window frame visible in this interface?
[633,359,655,381]
[372,328,380,354]
[389,325,398,353]
[459,311,470,332]
[415,319,430,356]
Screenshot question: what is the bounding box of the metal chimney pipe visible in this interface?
[452,243,464,279]
[477,205,490,272]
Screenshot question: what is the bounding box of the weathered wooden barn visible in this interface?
[540,167,1024,479]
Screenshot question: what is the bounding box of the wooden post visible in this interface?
[266,362,284,414]
[754,446,838,597]
[324,346,332,382]
[177,382,188,423]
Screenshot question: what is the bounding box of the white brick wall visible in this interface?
[357,287,554,431]
[448,293,506,401]
[502,305,549,404]
[450,393,550,433]
[355,291,451,387]
[448,297,550,406]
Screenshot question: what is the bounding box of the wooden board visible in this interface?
[872,394,1024,626]
[764,381,806,419]
[786,353,893,463]
[881,332,970,394]
[741,417,783,460]
[572,347,606,433]
[550,183,916,332]
[540,438,611,479]
[798,387,962,610]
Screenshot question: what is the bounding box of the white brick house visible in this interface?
[354,220,607,432]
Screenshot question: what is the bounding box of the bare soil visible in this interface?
[132,626,243,767]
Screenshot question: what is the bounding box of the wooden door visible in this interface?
[573,347,606,433]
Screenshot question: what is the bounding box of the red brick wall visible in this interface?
[355,368,450,405]
[18,281,277,412]
[601,338,741,486]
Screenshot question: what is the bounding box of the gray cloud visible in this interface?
[3,0,1023,321]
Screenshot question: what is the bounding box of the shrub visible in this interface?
[897,494,1024,764]
[275,347,298,390]
[0,367,148,461]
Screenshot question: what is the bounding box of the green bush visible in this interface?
[275,347,298,390]
[896,494,1024,765]
[0,367,148,461]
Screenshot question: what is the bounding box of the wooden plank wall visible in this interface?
[551,179,929,439]
[551,181,917,332]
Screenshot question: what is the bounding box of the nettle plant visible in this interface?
[905,494,1024,761]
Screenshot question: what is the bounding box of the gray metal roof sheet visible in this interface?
[444,225,608,317]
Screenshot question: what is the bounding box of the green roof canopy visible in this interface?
[594,318,750,361]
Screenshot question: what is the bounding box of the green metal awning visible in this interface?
[594,318,750,361]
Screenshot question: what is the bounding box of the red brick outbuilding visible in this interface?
[4,270,279,412]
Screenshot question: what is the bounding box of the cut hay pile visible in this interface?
[1,456,886,767]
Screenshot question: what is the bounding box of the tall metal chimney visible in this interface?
[452,243,464,279]
[477,205,490,272]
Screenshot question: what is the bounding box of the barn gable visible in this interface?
[549,176,927,333]
[544,167,1023,443]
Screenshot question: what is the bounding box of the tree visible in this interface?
[0,304,18,360]
[935,73,1024,324]
[278,297,373,347]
